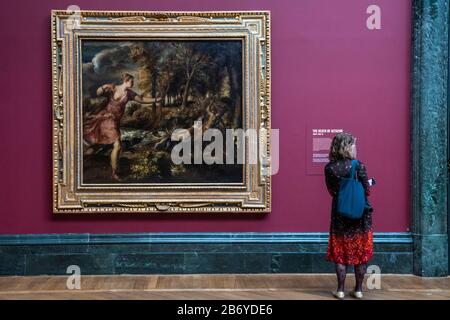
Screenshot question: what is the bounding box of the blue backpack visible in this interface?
[337,159,366,219]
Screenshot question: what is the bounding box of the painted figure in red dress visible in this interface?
[83,73,159,181]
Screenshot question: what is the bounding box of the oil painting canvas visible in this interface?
[81,40,243,184]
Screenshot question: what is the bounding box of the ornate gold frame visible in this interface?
[51,10,271,213]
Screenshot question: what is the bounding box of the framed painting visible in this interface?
[52,10,271,213]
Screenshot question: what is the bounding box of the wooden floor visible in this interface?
[0,274,449,300]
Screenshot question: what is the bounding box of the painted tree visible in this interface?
[172,43,212,108]
[129,42,162,127]
[198,41,242,128]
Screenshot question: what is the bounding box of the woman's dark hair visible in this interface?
[329,132,356,161]
[121,73,134,83]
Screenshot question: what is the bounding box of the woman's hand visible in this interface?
[144,92,163,102]
[137,94,163,104]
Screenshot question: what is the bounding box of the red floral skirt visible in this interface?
[327,230,373,265]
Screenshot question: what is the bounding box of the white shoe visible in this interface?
[332,290,345,300]
[350,290,363,299]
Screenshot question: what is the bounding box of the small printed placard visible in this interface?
[306,127,343,175]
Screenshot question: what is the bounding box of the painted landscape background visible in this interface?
[81,40,244,184]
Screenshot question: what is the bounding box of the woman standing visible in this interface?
[83,73,158,181]
[324,133,373,299]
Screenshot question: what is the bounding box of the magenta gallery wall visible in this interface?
[0,0,411,234]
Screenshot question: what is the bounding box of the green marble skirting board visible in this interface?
[0,233,412,275]
[1,0,449,277]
